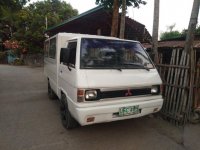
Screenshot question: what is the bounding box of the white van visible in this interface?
[44,33,163,129]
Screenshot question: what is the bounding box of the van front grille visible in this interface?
[100,88,151,99]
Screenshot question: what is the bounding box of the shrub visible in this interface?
[13,58,24,65]
[0,52,7,63]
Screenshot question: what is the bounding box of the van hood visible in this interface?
[84,69,162,89]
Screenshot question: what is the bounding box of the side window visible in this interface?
[67,41,77,67]
[49,38,56,59]
[44,41,49,57]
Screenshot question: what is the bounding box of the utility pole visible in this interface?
[184,0,200,54]
[185,0,200,122]
[152,0,160,64]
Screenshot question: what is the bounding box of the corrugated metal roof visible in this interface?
[143,40,200,49]
[46,6,104,32]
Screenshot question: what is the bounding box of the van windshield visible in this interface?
[80,38,154,70]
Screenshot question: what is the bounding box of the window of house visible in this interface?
[49,38,56,59]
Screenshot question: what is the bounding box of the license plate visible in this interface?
[119,105,139,116]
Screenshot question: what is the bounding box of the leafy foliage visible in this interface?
[95,0,146,9]
[160,24,182,40]
[160,24,200,41]
[0,0,28,30]
[0,0,28,11]
[181,25,200,37]
[0,0,78,54]
[95,0,146,37]
[160,31,182,40]
[194,25,200,34]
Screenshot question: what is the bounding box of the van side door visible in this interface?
[58,40,77,102]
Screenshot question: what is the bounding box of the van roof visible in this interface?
[56,32,139,43]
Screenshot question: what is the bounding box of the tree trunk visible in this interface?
[111,0,119,37]
[119,0,126,39]
[152,0,160,64]
[185,0,200,121]
[184,0,200,53]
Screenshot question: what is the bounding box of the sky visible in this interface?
[29,0,199,36]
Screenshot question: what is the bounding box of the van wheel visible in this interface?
[48,81,57,100]
[60,94,78,129]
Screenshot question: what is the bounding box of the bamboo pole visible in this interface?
[167,49,176,116]
[163,50,175,114]
[170,49,180,120]
[180,53,189,124]
[174,50,186,123]
[166,50,176,114]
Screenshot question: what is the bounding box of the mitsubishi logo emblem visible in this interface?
[125,89,132,96]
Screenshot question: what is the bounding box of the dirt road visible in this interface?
[0,65,199,150]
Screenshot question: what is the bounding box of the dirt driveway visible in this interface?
[0,65,199,150]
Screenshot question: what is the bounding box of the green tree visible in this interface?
[119,0,146,38]
[0,0,28,42]
[13,0,78,53]
[195,25,200,34]
[95,0,146,37]
[160,31,182,40]
[160,24,182,40]
[0,0,28,11]
[181,25,200,37]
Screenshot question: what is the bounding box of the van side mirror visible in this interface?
[60,48,69,64]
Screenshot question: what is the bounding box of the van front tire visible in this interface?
[60,94,78,129]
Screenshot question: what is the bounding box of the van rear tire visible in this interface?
[48,81,57,100]
[60,94,78,129]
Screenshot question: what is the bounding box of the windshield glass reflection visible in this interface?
[80,38,154,69]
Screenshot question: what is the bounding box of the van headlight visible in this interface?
[85,90,100,101]
[151,85,159,94]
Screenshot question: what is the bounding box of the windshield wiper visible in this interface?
[83,66,122,71]
[120,63,150,71]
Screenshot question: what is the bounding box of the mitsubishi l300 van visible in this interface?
[44,33,163,129]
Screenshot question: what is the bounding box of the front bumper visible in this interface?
[70,96,163,126]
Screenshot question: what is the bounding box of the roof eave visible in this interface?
[45,6,104,32]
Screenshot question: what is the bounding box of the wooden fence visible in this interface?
[156,48,200,125]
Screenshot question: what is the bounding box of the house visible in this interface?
[45,6,151,43]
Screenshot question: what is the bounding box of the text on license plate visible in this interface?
[119,105,140,116]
